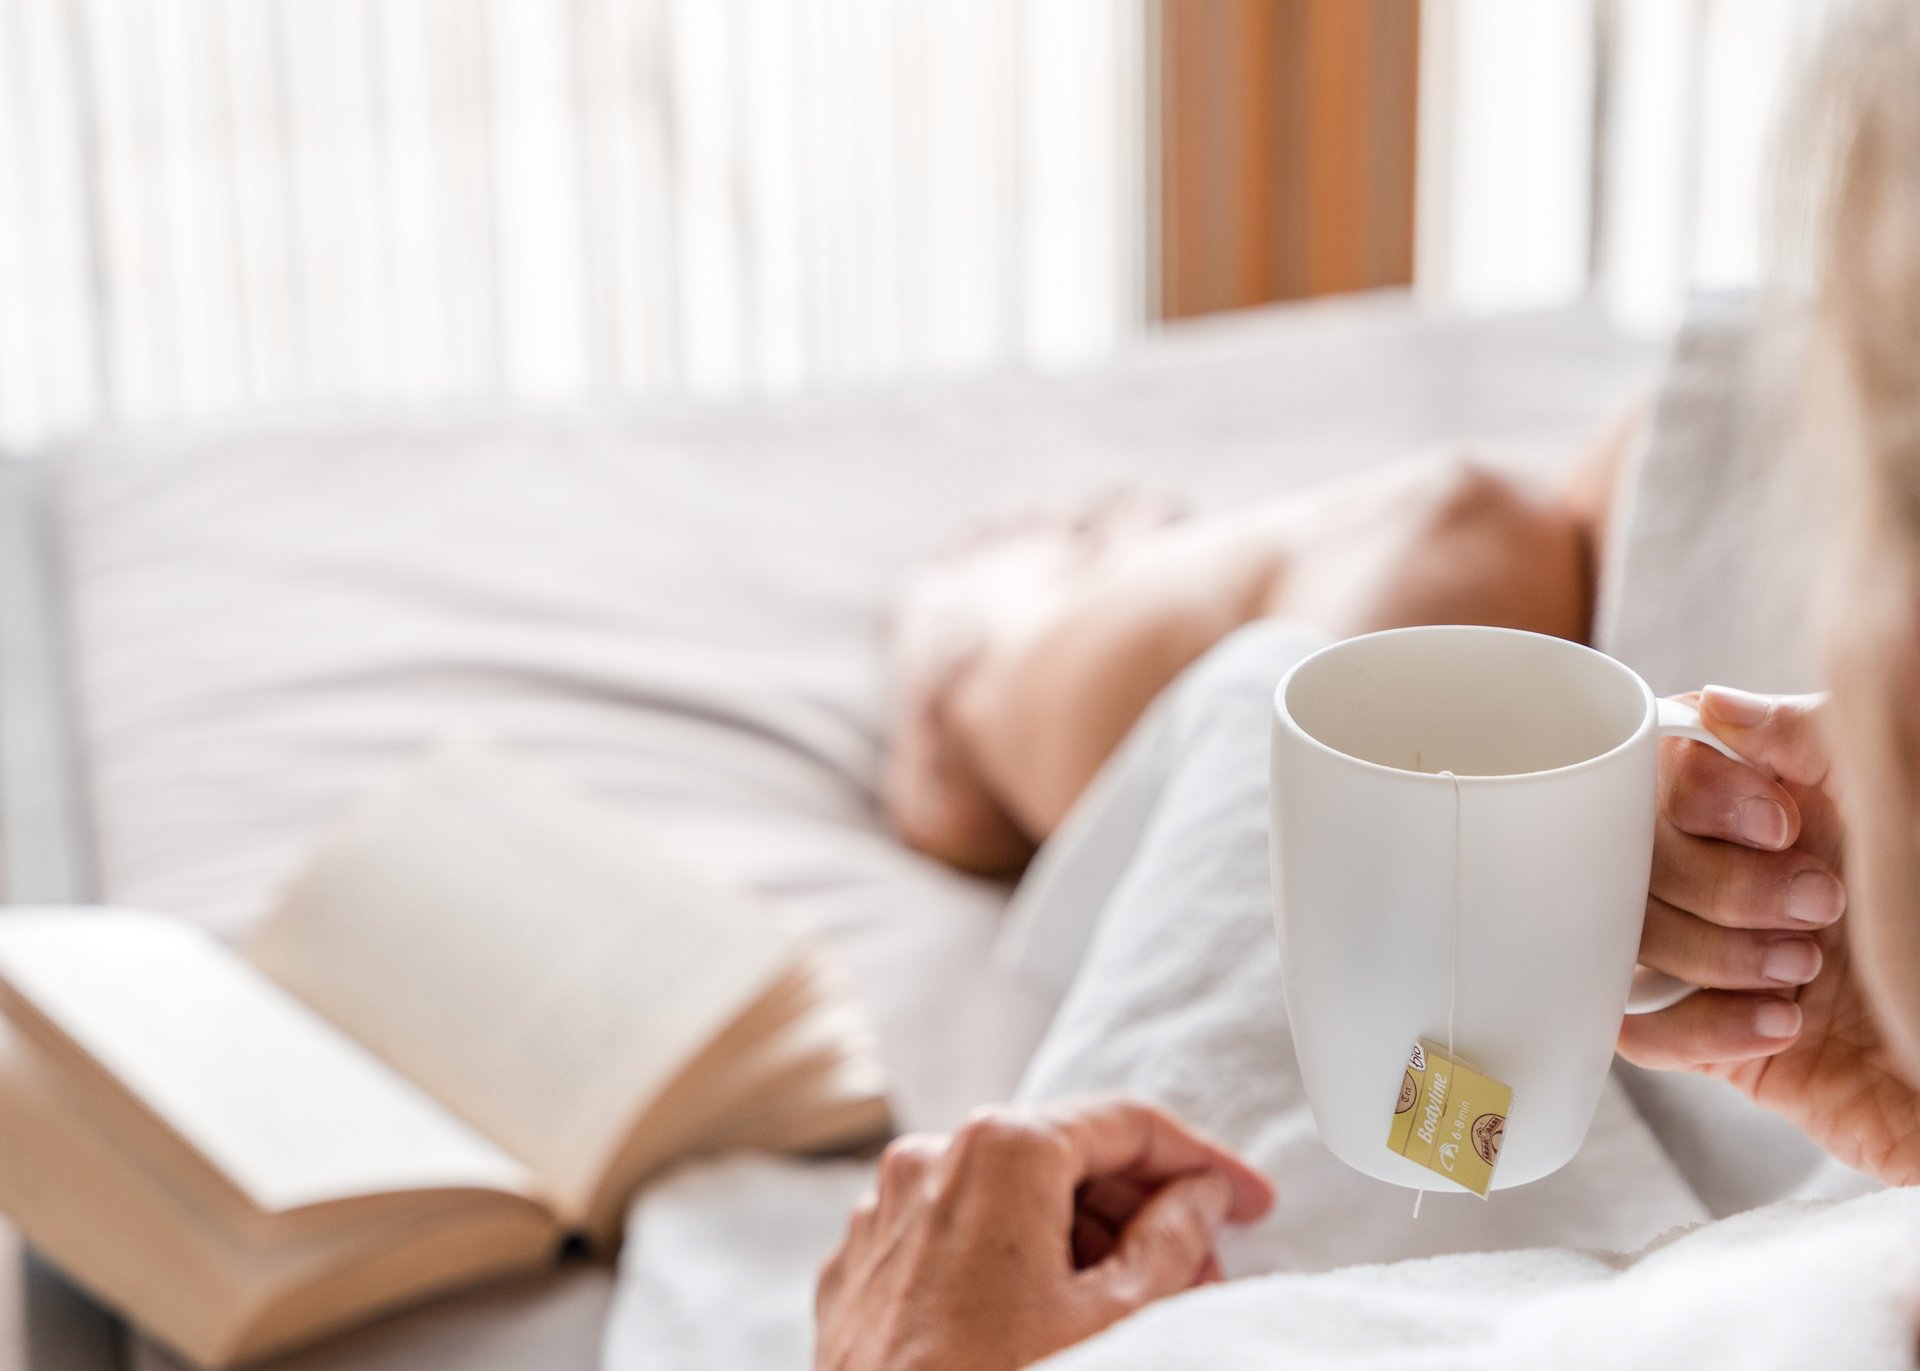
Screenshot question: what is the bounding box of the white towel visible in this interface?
[1036,1188,1920,1370]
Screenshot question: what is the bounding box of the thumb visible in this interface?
[1091,1170,1233,1309]
[1699,687,1833,791]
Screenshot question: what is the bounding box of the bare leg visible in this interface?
[885,421,1643,876]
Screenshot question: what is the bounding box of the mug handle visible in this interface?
[1624,697,1750,1015]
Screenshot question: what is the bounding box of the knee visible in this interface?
[1423,450,1583,561]
[1413,448,1592,634]
[1424,449,1536,528]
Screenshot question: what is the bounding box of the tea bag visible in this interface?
[1387,1037,1511,1198]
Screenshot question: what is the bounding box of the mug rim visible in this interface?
[1272,624,1657,786]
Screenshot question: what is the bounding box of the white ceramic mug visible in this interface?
[1269,625,1739,1191]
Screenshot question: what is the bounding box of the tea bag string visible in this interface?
[1445,768,1461,1066]
[1413,768,1463,1222]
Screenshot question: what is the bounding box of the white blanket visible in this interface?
[604,1156,873,1371]
[611,1171,1920,1371]
[607,621,1917,1371]
[1038,1188,1920,1370]
[1009,622,1918,1368]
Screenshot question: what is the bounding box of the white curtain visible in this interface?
[1418,0,1844,334]
[0,0,1149,452]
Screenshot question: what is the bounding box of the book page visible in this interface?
[0,910,538,1214]
[246,742,800,1221]
[575,953,891,1241]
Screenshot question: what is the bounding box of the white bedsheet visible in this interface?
[41,295,1654,1371]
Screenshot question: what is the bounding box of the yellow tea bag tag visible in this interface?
[1385,1039,1511,1197]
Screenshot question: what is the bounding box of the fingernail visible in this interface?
[1703,685,1771,727]
[1754,999,1803,1039]
[1734,797,1791,849]
[1786,870,1846,925]
[1762,938,1822,985]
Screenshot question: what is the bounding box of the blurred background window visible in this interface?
[1417,0,1844,330]
[0,0,1152,448]
[0,0,1845,451]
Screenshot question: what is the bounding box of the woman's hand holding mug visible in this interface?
[1619,687,1920,1187]
[1270,628,1920,1192]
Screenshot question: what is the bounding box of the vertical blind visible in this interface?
[0,0,1149,451]
[1418,0,1845,333]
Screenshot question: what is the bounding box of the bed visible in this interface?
[0,292,1658,1371]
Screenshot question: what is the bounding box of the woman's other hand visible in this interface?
[1618,687,1920,1184]
[814,1094,1274,1371]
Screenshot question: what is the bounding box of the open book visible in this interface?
[0,743,890,1368]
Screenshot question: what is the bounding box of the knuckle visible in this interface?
[951,1107,1063,1168]
[877,1133,940,1188]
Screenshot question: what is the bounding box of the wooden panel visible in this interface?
[1159,0,1421,319]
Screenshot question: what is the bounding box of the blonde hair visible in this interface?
[1792,0,1920,1077]
[1797,0,1920,577]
